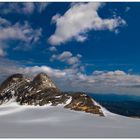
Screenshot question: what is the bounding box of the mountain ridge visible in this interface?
[0,73,104,116]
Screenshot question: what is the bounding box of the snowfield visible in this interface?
[0,102,140,138]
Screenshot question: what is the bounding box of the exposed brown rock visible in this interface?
[64,93,104,116]
[31,73,57,90]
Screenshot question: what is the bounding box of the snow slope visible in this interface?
[0,102,140,138]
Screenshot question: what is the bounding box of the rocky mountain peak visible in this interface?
[33,73,50,81]
[0,73,104,116]
[2,73,24,82]
[0,73,31,104]
[32,72,56,89]
[0,74,25,91]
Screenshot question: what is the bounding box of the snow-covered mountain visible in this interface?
[0,73,140,138]
[0,73,104,116]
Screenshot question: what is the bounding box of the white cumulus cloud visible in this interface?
[0,17,42,54]
[48,46,57,52]
[1,64,140,95]
[0,48,6,57]
[0,21,42,43]
[50,51,82,65]
[48,2,126,45]
[0,2,49,14]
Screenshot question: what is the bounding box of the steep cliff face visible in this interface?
[0,73,104,116]
[15,73,70,106]
[0,74,30,104]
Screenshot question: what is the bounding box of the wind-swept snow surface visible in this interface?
[0,102,140,138]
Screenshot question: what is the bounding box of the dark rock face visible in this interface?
[0,74,25,91]
[0,73,104,116]
[0,74,30,104]
[16,88,70,106]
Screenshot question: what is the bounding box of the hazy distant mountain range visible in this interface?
[88,93,140,118]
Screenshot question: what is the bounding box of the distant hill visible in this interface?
[88,93,140,118]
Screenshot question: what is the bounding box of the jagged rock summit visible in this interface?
[0,74,30,104]
[0,73,104,116]
[32,73,57,89]
[0,74,26,91]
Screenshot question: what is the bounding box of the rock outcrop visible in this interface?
[0,73,104,116]
[0,74,30,104]
[65,93,104,116]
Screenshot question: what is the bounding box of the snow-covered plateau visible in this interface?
[0,101,140,138]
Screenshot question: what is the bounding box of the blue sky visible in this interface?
[1,2,140,95]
